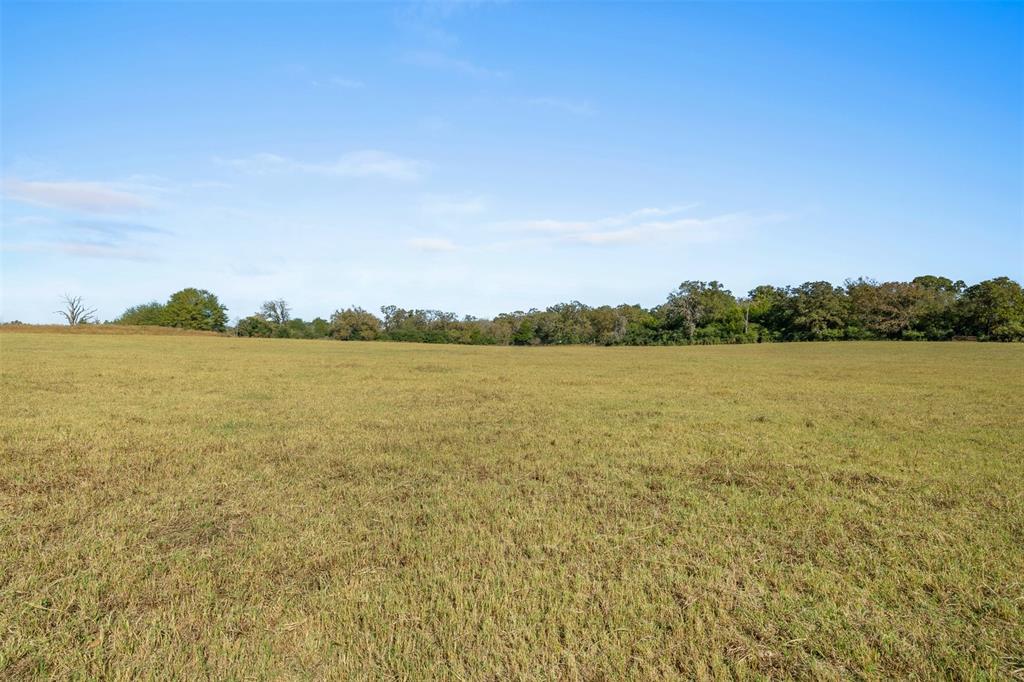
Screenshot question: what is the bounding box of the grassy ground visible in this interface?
[0,324,221,336]
[1,332,1022,679]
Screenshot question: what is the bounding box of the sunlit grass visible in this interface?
[1,332,1021,678]
[0,324,220,336]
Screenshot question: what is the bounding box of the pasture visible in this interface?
[1,331,1022,679]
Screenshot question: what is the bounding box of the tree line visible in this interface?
[85,274,1024,343]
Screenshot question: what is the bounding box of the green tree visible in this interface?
[788,282,848,340]
[910,275,963,340]
[746,285,790,341]
[259,299,291,325]
[540,302,593,344]
[587,305,628,345]
[956,277,1024,340]
[236,315,274,337]
[309,317,331,338]
[490,313,523,345]
[846,278,922,339]
[281,318,313,338]
[114,301,166,326]
[511,318,537,345]
[162,288,228,331]
[330,307,382,340]
[615,304,660,344]
[913,275,965,294]
[660,281,742,342]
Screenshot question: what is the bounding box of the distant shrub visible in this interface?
[236,315,274,337]
[330,307,381,340]
[114,302,166,326]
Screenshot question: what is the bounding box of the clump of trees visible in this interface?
[111,288,228,331]
[105,274,1023,342]
[235,299,330,339]
[330,307,382,340]
[324,275,1023,344]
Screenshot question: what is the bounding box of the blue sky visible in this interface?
[2,1,1022,323]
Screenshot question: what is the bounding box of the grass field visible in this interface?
[1,331,1022,679]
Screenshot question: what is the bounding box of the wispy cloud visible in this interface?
[190,180,234,190]
[393,1,469,51]
[4,214,169,238]
[568,214,737,246]
[396,205,780,255]
[276,64,365,90]
[402,50,505,78]
[419,194,487,216]
[524,96,596,116]
[2,240,155,261]
[499,205,699,234]
[312,75,364,89]
[4,215,56,227]
[494,205,782,247]
[2,178,153,213]
[68,220,171,238]
[218,150,427,181]
[408,237,459,252]
[2,212,169,261]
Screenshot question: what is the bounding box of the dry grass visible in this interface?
[0,324,221,337]
[1,333,1022,679]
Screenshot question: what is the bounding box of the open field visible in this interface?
[1,332,1022,679]
[0,324,222,337]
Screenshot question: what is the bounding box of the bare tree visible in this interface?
[55,294,97,325]
[739,297,751,335]
[259,299,291,325]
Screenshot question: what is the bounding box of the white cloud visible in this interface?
[191,180,234,189]
[495,205,781,247]
[498,205,698,234]
[2,178,153,213]
[4,215,56,227]
[326,151,426,181]
[2,240,155,261]
[569,217,728,246]
[2,204,170,261]
[313,75,364,89]
[505,218,593,233]
[218,150,427,181]
[215,153,301,174]
[419,194,487,216]
[408,237,459,252]
[67,219,171,237]
[276,64,364,90]
[524,96,596,116]
[403,50,505,78]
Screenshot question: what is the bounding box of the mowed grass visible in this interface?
[1,332,1022,680]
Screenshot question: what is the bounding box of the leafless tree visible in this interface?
[259,299,291,325]
[739,297,751,334]
[55,294,97,325]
